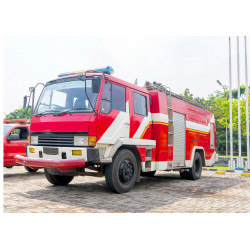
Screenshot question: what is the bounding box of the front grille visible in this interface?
[38,135,74,147]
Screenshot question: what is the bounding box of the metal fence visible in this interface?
[215,156,248,169]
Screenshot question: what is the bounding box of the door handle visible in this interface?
[125,122,130,125]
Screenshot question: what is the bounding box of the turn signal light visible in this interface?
[88,136,96,147]
[28,135,30,144]
[72,150,82,156]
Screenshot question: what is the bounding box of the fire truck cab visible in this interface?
[15,67,217,193]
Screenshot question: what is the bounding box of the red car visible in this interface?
[3,120,40,172]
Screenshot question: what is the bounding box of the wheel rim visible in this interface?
[194,158,201,174]
[119,160,134,184]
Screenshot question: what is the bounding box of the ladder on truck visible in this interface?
[165,87,173,147]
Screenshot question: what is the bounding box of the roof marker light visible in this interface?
[4,119,29,124]
[58,66,114,78]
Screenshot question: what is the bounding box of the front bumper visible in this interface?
[15,155,85,172]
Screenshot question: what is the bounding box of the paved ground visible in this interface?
[3,166,250,213]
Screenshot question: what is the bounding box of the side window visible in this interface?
[9,127,29,140]
[133,92,148,116]
[112,84,126,112]
[20,127,29,140]
[11,128,20,136]
[101,82,126,114]
[210,123,215,149]
[100,82,111,114]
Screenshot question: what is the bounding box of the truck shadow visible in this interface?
[13,173,246,213]
[4,171,44,182]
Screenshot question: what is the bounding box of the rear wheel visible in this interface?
[141,171,156,177]
[187,152,202,180]
[44,168,74,185]
[24,166,38,172]
[105,149,137,193]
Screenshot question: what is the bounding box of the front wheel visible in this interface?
[44,168,74,185]
[187,152,202,180]
[24,166,38,172]
[105,149,137,193]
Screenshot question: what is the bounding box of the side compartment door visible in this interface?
[97,81,130,144]
[173,112,186,167]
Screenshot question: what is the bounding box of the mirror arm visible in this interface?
[84,70,102,116]
[26,94,31,118]
[28,83,45,118]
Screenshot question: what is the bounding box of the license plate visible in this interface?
[43,147,59,155]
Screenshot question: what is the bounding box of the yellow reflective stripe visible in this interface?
[186,128,210,135]
[153,122,169,126]
[140,122,152,139]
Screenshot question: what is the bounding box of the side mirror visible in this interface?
[7,134,20,141]
[92,78,101,93]
[23,96,28,108]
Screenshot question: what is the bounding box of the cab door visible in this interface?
[130,91,151,140]
[4,126,29,166]
[96,81,130,144]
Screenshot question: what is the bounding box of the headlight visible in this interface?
[30,136,38,145]
[74,136,88,146]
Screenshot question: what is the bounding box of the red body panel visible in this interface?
[150,92,173,162]
[30,113,97,135]
[3,125,29,166]
[149,91,215,163]
[152,123,172,162]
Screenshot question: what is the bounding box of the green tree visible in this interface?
[4,107,32,120]
[179,86,250,155]
[180,88,194,100]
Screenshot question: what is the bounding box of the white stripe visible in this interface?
[98,102,130,144]
[186,115,215,133]
[151,113,169,123]
[132,112,151,139]
[186,121,210,133]
[98,101,130,144]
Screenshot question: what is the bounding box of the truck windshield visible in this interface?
[3,125,12,135]
[35,79,99,115]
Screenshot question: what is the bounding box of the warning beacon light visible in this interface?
[58,66,114,78]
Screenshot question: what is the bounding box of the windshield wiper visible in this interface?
[35,110,60,117]
[56,108,89,116]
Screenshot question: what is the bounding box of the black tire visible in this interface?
[44,168,74,186]
[187,152,202,180]
[24,166,38,172]
[141,171,156,177]
[179,170,188,179]
[105,149,137,193]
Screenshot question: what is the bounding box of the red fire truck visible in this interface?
[15,67,217,193]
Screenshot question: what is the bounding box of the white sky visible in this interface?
[3,36,250,115]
